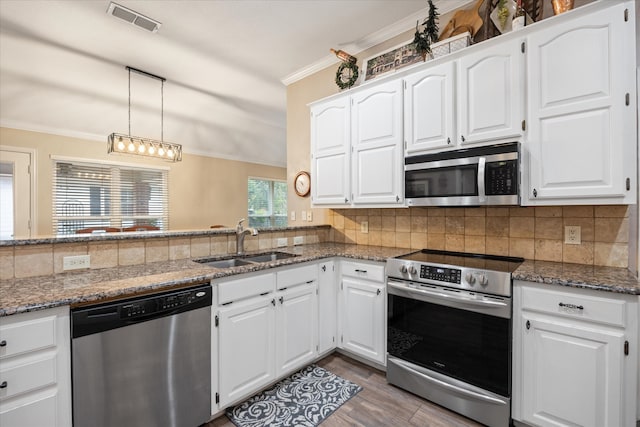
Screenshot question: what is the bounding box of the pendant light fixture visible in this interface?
[108,66,182,162]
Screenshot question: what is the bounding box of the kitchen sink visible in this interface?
[242,252,298,263]
[194,251,298,269]
[201,258,254,268]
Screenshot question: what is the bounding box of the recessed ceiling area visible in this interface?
[0,0,470,167]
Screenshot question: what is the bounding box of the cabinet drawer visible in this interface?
[341,261,385,283]
[0,315,56,360]
[0,355,57,400]
[218,273,276,305]
[0,392,57,425]
[521,286,627,328]
[276,264,318,290]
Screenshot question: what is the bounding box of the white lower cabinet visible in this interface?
[0,306,72,427]
[513,281,638,427]
[318,260,337,354]
[215,264,319,409]
[339,261,386,365]
[275,282,318,376]
[217,293,276,409]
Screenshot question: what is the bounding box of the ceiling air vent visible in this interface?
[107,2,161,33]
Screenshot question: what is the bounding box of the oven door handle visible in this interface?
[389,357,508,406]
[387,281,508,308]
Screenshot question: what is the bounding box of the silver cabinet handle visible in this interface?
[559,302,584,310]
[0,381,7,389]
[355,269,367,273]
[0,340,6,347]
[461,135,466,142]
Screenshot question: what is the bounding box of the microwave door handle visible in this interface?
[477,157,486,203]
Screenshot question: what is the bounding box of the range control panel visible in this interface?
[420,265,461,284]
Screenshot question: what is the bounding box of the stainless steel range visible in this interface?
[386,249,523,427]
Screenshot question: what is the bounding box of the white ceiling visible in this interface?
[0,0,470,167]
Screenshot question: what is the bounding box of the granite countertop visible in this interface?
[514,259,640,295]
[0,243,409,316]
[1,244,638,317]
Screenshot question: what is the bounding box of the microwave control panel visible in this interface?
[485,160,517,196]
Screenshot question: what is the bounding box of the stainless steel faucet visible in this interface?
[235,218,258,255]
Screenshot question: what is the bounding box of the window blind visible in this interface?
[52,160,169,235]
[248,178,287,227]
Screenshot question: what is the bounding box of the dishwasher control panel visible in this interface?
[120,288,208,319]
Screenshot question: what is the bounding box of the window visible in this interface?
[248,178,287,228]
[52,159,169,235]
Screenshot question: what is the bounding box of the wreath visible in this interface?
[335,61,359,90]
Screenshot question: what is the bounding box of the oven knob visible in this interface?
[477,274,489,286]
[400,265,408,274]
[465,273,476,284]
[408,265,418,275]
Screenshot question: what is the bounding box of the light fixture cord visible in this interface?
[161,79,164,142]
[128,67,131,136]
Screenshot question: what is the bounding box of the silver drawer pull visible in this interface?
[0,381,7,389]
[0,340,6,347]
[354,269,367,273]
[559,302,584,310]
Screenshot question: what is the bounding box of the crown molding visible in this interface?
[281,0,474,86]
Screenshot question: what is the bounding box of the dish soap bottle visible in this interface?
[512,0,525,31]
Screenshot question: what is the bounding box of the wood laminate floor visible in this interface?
[205,353,482,427]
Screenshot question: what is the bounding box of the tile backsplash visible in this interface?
[1,228,329,280]
[328,205,630,268]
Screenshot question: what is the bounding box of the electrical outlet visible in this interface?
[276,238,288,247]
[63,255,90,271]
[290,211,296,221]
[565,226,581,244]
[307,211,313,221]
[293,236,304,245]
[361,221,369,233]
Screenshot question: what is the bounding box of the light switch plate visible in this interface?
[307,211,312,221]
[63,255,90,270]
[361,221,369,233]
[565,226,581,244]
[290,211,296,221]
[301,211,306,222]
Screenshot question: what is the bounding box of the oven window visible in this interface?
[388,294,510,396]
[405,165,477,198]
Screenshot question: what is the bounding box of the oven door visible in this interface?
[387,279,511,397]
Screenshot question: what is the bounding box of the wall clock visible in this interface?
[294,171,311,197]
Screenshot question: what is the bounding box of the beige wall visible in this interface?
[0,127,285,236]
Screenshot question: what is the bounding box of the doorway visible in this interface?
[0,148,34,239]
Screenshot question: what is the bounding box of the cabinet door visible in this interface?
[318,261,337,354]
[458,37,524,146]
[310,97,351,205]
[526,3,636,203]
[404,62,455,154]
[351,79,404,205]
[341,277,385,364]
[218,296,275,408]
[276,283,318,376]
[520,314,626,427]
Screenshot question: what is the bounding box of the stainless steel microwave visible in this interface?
[405,142,520,206]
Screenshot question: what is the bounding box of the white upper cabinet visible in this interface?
[310,97,351,205]
[404,62,455,154]
[458,37,525,145]
[524,1,636,204]
[351,79,404,205]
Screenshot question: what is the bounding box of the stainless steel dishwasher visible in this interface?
[71,283,212,427]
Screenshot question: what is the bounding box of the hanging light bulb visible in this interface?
[138,142,146,153]
[148,144,156,155]
[117,136,125,151]
[166,148,174,158]
[127,139,135,152]
[158,145,165,156]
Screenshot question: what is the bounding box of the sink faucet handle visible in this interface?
[236,218,246,230]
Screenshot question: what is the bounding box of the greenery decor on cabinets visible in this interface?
[413,0,440,61]
[331,48,359,90]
